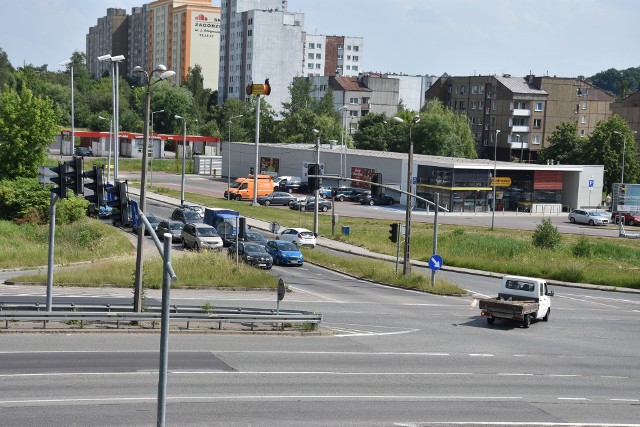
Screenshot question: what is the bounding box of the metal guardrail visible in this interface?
[0,304,322,331]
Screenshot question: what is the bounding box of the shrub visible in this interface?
[572,235,593,258]
[55,196,90,225]
[0,177,50,222]
[532,218,561,249]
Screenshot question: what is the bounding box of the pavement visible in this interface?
[127,186,640,295]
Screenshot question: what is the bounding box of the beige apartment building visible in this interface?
[426,75,614,162]
[611,89,640,151]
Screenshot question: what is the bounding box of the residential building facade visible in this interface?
[611,89,640,151]
[302,34,363,77]
[86,8,129,78]
[127,5,149,78]
[383,73,438,112]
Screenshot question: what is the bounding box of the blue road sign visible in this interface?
[588,179,594,189]
[428,255,443,271]
[412,176,417,185]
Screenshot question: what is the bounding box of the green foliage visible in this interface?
[0,85,60,179]
[55,196,90,225]
[572,235,593,258]
[588,67,640,98]
[532,219,561,249]
[353,113,400,151]
[412,100,477,158]
[0,177,50,221]
[538,122,583,164]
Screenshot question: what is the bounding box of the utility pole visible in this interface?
[313,129,320,236]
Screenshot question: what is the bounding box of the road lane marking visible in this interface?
[557,397,589,400]
[469,353,494,357]
[610,398,640,402]
[498,373,534,376]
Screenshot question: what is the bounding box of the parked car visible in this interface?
[171,207,204,224]
[155,220,185,242]
[279,176,308,193]
[181,202,205,217]
[568,209,610,226]
[75,146,93,157]
[265,240,304,266]
[228,241,273,269]
[356,190,372,203]
[276,227,316,247]
[318,186,333,199]
[290,197,332,212]
[360,193,396,206]
[331,186,366,202]
[612,211,640,226]
[257,191,299,206]
[132,213,161,235]
[221,230,269,248]
[181,223,224,251]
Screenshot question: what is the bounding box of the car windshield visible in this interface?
[170,222,184,230]
[276,241,298,251]
[184,210,202,220]
[230,182,240,188]
[246,232,267,242]
[146,214,158,222]
[299,231,314,238]
[589,212,605,217]
[197,228,218,237]
[244,243,267,253]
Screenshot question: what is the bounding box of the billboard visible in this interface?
[260,157,279,177]
[612,183,640,212]
[351,167,375,188]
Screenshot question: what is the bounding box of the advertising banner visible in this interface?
[260,157,279,177]
[351,166,375,188]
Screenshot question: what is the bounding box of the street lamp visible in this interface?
[227,115,243,200]
[98,54,125,180]
[312,128,320,236]
[175,115,187,206]
[392,115,421,275]
[339,106,348,181]
[60,59,74,157]
[519,133,525,163]
[150,109,165,186]
[513,133,521,162]
[613,130,638,183]
[131,63,175,313]
[491,129,501,230]
[98,115,113,184]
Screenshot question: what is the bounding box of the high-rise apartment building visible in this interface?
[302,34,363,77]
[426,74,614,162]
[611,90,640,150]
[218,0,304,114]
[127,5,149,77]
[148,0,221,89]
[86,8,129,78]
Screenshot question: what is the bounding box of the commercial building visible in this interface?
[224,142,604,213]
[425,75,615,162]
[86,8,129,78]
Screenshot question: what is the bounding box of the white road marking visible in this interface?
[498,373,534,376]
[610,398,640,402]
[469,353,494,357]
[557,397,589,400]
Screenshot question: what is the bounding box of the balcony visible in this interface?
[510,141,529,150]
[512,108,531,116]
[511,125,530,133]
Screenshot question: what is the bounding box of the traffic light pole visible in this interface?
[45,192,58,312]
[313,136,320,236]
[431,193,440,287]
[396,224,401,273]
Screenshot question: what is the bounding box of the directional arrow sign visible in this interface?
[428,255,443,271]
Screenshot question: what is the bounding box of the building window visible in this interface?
[315,64,321,69]
[471,101,477,109]
[347,45,352,50]
[533,119,542,128]
[352,66,358,71]
[308,53,314,59]
[460,85,465,94]
[472,85,478,94]
[309,43,315,49]
[317,43,322,49]
[350,110,358,117]
[337,44,343,49]
[350,97,359,104]
[581,116,587,124]
[479,86,485,94]
[532,135,541,144]
[491,117,496,126]
[347,55,351,60]
[459,101,465,109]
[535,102,543,111]
[353,55,359,61]
[582,101,587,110]
[315,53,321,59]
[353,46,359,51]
[337,54,343,60]
[307,63,313,69]
[580,129,585,136]
[247,29,252,36]
[346,65,351,70]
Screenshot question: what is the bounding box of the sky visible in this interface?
[0,0,638,78]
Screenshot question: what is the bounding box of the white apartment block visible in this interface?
[303,34,364,77]
[383,73,438,112]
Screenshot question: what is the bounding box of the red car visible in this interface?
[612,212,640,226]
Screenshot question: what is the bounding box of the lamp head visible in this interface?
[411,115,421,124]
[175,115,183,120]
[97,54,111,61]
[155,64,168,72]
[312,129,319,135]
[392,117,404,124]
[111,55,125,62]
[496,129,501,134]
[133,66,144,73]
[60,59,72,66]
[159,70,176,80]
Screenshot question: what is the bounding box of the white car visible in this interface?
[276,227,316,247]
[568,209,610,226]
[182,202,205,217]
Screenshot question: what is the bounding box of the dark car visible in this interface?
[360,193,396,206]
[290,197,332,212]
[132,213,161,235]
[228,242,273,269]
[75,146,93,157]
[280,176,308,193]
[356,190,372,203]
[257,191,299,206]
[170,207,204,224]
[265,240,304,267]
[155,220,185,242]
[221,229,269,248]
[331,186,366,202]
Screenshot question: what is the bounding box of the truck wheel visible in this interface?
[235,195,242,201]
[523,314,531,328]
[487,316,495,325]
[543,309,550,322]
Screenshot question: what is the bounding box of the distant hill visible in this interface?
[587,66,640,99]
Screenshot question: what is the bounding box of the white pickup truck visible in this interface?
[478,275,554,328]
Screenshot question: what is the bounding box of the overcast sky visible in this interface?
[1,0,637,78]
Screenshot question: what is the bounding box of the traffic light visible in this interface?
[69,156,83,196]
[49,162,68,199]
[83,165,104,207]
[389,223,399,243]
[371,172,382,197]
[48,156,83,199]
[238,216,247,240]
[307,163,320,191]
[106,180,129,226]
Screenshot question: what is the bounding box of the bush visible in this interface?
[55,196,90,225]
[0,178,50,222]
[532,218,561,249]
[572,235,593,258]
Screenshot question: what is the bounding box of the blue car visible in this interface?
[265,240,304,267]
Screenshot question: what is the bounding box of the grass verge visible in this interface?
[11,250,280,289]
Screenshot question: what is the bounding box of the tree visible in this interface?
[353,113,399,151]
[538,122,582,164]
[0,85,60,180]
[281,77,314,117]
[183,65,213,121]
[581,115,639,192]
[0,48,15,89]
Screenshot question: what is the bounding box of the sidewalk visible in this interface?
[128,187,640,295]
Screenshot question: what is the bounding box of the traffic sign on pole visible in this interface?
[428,255,443,271]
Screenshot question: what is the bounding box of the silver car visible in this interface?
[568,209,610,226]
[181,223,224,251]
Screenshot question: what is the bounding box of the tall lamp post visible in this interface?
[614,130,638,183]
[491,129,501,230]
[98,54,125,180]
[519,133,525,163]
[227,115,243,200]
[339,106,348,181]
[175,115,188,206]
[312,128,320,236]
[60,59,74,156]
[393,115,421,275]
[98,115,113,184]
[150,109,165,187]
[132,64,175,313]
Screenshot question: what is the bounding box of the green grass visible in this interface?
[302,247,466,295]
[11,250,280,289]
[138,185,640,289]
[0,218,134,269]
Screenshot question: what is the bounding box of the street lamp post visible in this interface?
[227,115,243,200]
[519,133,525,163]
[60,59,74,156]
[98,115,113,184]
[491,129,501,230]
[175,115,187,206]
[150,109,165,187]
[393,115,421,275]
[614,130,638,183]
[339,106,348,181]
[132,64,175,313]
[312,128,320,236]
[98,54,125,180]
